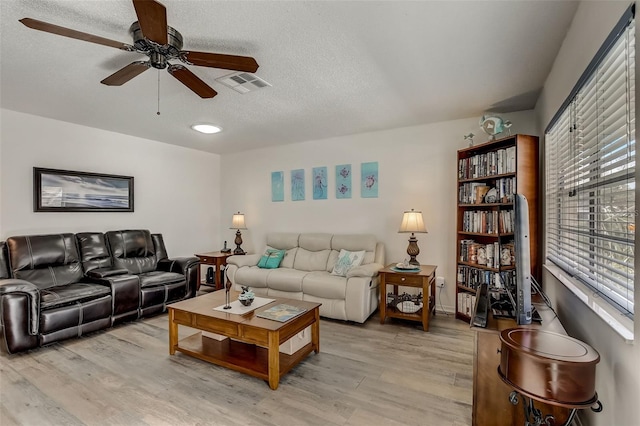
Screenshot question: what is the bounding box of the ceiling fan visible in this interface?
[19,0,259,99]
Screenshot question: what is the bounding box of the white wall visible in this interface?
[535,2,639,425]
[220,110,538,312]
[0,109,221,257]
[0,109,3,233]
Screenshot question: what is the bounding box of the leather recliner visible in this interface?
[1,233,113,354]
[0,230,198,354]
[104,230,197,317]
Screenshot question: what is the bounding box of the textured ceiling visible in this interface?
[0,1,579,154]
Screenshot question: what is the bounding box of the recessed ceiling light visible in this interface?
[191,124,222,134]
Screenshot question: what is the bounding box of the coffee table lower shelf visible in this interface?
[175,332,315,383]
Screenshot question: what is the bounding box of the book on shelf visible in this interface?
[458,177,516,205]
[458,182,488,204]
[457,265,516,290]
[458,147,516,180]
[462,210,513,234]
[500,241,515,266]
[457,292,477,317]
[257,304,307,322]
[460,240,499,267]
[475,185,491,204]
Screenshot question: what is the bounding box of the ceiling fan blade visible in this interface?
[132,0,168,45]
[101,61,150,86]
[168,64,217,98]
[181,51,259,73]
[19,18,133,51]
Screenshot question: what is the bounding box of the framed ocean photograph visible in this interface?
[335,164,351,199]
[34,167,134,212]
[312,166,328,200]
[361,161,378,198]
[291,169,305,201]
[271,171,284,202]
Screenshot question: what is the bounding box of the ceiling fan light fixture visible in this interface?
[191,123,222,134]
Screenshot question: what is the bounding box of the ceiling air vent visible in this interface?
[216,72,272,94]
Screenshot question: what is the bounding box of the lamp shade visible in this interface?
[398,209,427,233]
[231,212,247,229]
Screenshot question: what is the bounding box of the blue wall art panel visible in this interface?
[291,169,305,201]
[335,164,352,199]
[361,162,378,198]
[312,166,328,200]
[271,171,284,202]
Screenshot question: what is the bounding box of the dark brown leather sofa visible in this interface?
[0,229,198,354]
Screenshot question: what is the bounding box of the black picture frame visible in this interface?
[33,167,134,212]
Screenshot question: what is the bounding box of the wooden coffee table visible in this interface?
[168,291,321,390]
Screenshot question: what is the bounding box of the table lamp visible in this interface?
[398,209,427,266]
[231,212,247,255]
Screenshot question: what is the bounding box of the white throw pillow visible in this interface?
[331,249,366,277]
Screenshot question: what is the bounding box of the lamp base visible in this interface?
[234,229,245,255]
[406,233,420,267]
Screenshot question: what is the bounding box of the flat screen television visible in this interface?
[512,193,533,325]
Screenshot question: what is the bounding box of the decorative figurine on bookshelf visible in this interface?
[479,114,505,141]
[221,240,231,254]
[464,132,475,147]
[504,119,513,136]
[484,187,498,203]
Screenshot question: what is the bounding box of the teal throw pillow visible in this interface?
[257,249,285,269]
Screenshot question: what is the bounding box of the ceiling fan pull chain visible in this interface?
[157,70,161,116]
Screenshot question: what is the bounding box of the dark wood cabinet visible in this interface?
[472,304,571,425]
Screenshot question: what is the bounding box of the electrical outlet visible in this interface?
[436,276,445,288]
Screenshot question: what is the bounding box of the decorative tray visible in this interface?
[391,266,420,273]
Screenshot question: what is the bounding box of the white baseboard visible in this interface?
[434,306,455,315]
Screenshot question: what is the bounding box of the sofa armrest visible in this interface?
[227,254,261,268]
[86,267,129,279]
[157,256,199,274]
[157,257,199,298]
[87,274,140,320]
[0,279,39,335]
[346,262,384,279]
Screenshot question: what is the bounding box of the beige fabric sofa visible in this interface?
[225,233,385,323]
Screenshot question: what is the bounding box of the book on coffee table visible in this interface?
[257,304,307,322]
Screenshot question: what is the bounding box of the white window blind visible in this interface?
[545,19,635,316]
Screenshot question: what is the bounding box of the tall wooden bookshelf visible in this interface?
[455,134,539,322]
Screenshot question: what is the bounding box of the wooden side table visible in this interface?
[194,251,234,291]
[379,264,437,331]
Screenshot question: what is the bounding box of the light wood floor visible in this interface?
[1,301,474,426]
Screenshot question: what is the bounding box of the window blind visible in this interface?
[545,19,635,316]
